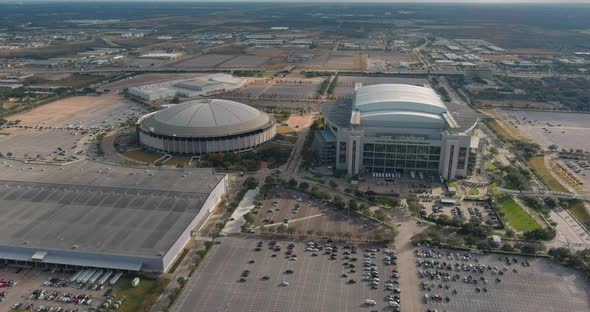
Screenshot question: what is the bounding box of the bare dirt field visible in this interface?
[481,54,522,62]
[217,55,270,68]
[170,54,236,68]
[286,114,313,131]
[300,51,356,70]
[509,48,557,55]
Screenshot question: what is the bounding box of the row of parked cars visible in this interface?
[31,289,94,305]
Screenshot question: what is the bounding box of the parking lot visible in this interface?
[502,109,590,151]
[254,188,389,241]
[0,95,147,162]
[0,265,120,312]
[420,200,503,228]
[416,247,590,312]
[174,237,400,312]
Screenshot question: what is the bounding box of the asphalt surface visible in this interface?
[417,248,590,312]
[174,237,399,312]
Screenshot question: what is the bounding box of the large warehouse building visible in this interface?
[137,99,276,155]
[127,73,246,101]
[315,84,480,180]
[0,160,227,273]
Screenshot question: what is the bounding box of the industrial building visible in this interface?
[137,99,276,155]
[315,84,480,180]
[0,160,227,273]
[127,73,246,101]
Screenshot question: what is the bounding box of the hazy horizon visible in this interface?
[1,0,590,4]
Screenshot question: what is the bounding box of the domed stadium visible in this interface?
[137,99,276,155]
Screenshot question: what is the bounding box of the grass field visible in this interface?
[46,74,105,87]
[566,200,590,229]
[124,149,163,163]
[469,188,479,196]
[527,156,569,192]
[487,160,498,171]
[484,118,519,142]
[276,125,296,135]
[498,197,542,232]
[113,277,168,312]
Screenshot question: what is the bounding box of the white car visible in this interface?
[280,281,289,286]
[364,299,376,306]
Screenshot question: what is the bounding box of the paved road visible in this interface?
[223,189,258,234]
[393,212,427,312]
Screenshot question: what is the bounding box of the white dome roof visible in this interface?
[139,99,271,137]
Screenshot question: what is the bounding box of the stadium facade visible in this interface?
[315,84,480,180]
[137,99,276,155]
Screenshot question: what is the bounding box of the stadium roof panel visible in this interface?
[354,84,447,115]
[140,99,272,137]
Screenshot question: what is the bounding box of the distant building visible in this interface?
[121,32,144,38]
[139,53,182,60]
[127,73,247,101]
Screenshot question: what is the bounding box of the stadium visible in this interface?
[137,99,276,155]
[315,83,481,180]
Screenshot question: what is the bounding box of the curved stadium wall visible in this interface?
[137,121,275,155]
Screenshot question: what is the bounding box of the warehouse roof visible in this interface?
[139,99,273,137]
[0,160,224,261]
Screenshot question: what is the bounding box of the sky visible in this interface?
[3,0,590,3]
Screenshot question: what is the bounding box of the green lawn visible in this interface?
[498,197,541,232]
[113,277,167,312]
[469,188,479,196]
[566,200,590,229]
[527,156,569,192]
[487,160,497,171]
[447,181,458,188]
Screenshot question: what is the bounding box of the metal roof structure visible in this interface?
[0,159,225,271]
[323,83,478,132]
[354,84,447,115]
[139,99,271,137]
[353,84,448,129]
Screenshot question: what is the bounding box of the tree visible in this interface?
[501,243,515,252]
[329,180,338,188]
[288,178,298,188]
[548,144,559,152]
[333,195,345,209]
[373,209,387,222]
[243,177,259,190]
[298,182,309,191]
[489,146,499,156]
[348,199,358,211]
[264,175,276,184]
[286,227,296,235]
